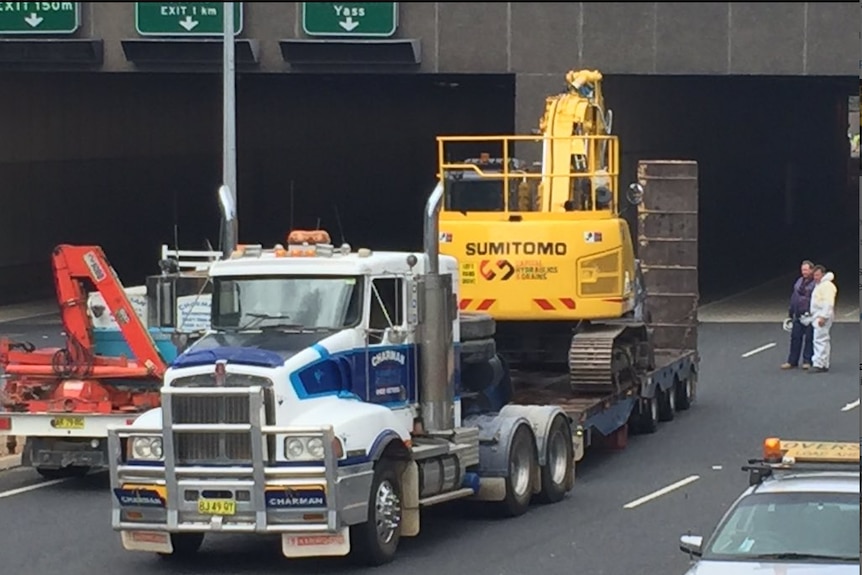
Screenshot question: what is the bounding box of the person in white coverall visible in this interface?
[808,265,837,373]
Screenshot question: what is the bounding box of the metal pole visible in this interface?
[222,2,238,250]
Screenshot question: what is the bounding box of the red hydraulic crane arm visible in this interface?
[51,245,168,379]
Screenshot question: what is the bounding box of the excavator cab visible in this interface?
[443,153,538,213]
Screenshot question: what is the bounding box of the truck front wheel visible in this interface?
[350,459,402,566]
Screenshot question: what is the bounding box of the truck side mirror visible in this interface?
[384,326,408,345]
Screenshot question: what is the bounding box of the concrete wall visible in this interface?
[53,2,859,76]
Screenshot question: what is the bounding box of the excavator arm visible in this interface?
[51,245,167,379]
[537,69,615,213]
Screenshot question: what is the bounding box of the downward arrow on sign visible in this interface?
[179,16,199,31]
[338,16,359,31]
[24,13,44,28]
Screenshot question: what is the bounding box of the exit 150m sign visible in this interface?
[0,1,81,34]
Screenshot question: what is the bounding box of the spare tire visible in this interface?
[461,337,496,365]
[459,312,495,341]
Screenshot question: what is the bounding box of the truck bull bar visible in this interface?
[107,385,349,534]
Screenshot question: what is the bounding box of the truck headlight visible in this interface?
[284,436,327,461]
[129,436,164,461]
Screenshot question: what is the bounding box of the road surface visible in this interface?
[0,318,857,575]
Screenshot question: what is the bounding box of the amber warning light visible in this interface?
[762,437,860,465]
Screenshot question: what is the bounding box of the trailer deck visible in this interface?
[511,349,697,433]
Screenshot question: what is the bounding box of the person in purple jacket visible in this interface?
[780,260,816,370]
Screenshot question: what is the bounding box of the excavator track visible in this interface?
[568,323,648,394]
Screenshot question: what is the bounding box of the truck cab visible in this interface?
[108,220,574,566]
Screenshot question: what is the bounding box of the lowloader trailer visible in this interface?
[106,159,699,566]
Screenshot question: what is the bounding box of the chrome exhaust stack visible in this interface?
[418,182,456,433]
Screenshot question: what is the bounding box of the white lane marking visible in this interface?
[840,399,860,412]
[623,475,700,509]
[741,342,776,358]
[0,478,68,499]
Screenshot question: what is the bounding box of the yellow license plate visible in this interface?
[198,498,236,516]
[51,416,85,430]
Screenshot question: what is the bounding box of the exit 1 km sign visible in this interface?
[135,2,243,37]
[0,1,81,35]
[302,3,398,38]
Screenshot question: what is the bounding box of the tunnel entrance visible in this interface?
[0,72,855,305]
[602,75,858,302]
[0,72,515,304]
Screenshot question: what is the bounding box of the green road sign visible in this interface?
[135,2,243,37]
[0,2,80,35]
[302,3,398,38]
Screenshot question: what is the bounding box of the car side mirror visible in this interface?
[679,534,703,557]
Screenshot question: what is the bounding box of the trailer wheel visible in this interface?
[676,374,694,411]
[637,396,659,434]
[459,312,495,341]
[158,533,204,560]
[536,415,573,504]
[36,465,90,480]
[496,424,536,517]
[658,382,676,422]
[461,338,496,365]
[350,458,402,566]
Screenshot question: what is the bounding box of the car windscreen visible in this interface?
[702,490,859,562]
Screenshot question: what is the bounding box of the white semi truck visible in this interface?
[106,161,699,565]
[107,184,577,566]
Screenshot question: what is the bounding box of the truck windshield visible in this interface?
[702,490,860,562]
[212,275,363,331]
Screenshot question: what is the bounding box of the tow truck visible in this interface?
[106,158,699,566]
[679,437,860,573]
[0,245,170,478]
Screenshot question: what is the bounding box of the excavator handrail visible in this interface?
[437,134,619,214]
[438,163,620,179]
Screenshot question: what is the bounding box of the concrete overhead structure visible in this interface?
[0,2,856,305]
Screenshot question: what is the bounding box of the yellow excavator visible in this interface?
[436,69,653,393]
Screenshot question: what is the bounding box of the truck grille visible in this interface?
[171,373,271,388]
[168,375,273,466]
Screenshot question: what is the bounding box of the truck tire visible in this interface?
[635,395,659,434]
[459,312,495,341]
[536,415,574,504]
[350,458,402,566]
[158,533,204,560]
[658,383,676,422]
[461,337,496,365]
[36,465,90,480]
[676,374,694,411]
[495,424,536,517]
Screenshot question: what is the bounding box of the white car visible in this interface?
[679,438,860,574]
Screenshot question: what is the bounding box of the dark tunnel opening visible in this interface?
[603,74,857,301]
[0,72,856,307]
